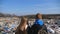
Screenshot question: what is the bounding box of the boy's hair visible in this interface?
[36,13,42,19]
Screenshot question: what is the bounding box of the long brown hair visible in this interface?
[15,17,28,34]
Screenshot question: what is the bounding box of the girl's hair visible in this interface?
[15,16,28,34]
[20,17,27,26]
[16,16,28,31]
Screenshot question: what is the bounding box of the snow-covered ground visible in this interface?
[0,18,60,34]
[45,19,60,34]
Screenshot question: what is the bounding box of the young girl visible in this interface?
[15,17,28,34]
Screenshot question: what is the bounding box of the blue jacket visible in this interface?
[34,19,44,26]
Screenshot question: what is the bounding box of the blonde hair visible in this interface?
[16,16,28,31]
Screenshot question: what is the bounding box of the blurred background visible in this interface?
[0,0,60,34]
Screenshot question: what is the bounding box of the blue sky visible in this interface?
[0,0,60,16]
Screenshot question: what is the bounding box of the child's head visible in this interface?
[20,16,28,25]
[36,13,42,19]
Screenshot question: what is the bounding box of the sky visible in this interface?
[0,0,60,16]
